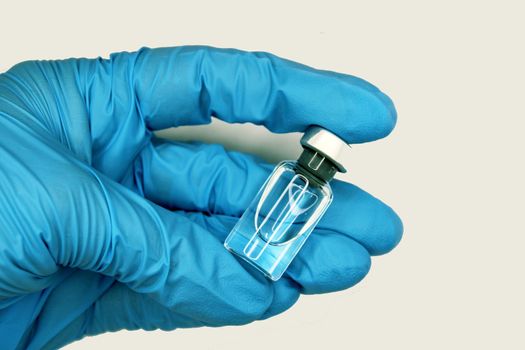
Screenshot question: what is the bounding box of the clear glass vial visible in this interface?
[224,126,350,281]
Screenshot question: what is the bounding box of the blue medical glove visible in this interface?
[0,46,402,349]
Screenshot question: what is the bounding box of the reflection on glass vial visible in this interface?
[224,125,350,281]
[224,161,333,280]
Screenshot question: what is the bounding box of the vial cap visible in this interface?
[300,126,350,173]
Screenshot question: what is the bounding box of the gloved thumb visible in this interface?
[0,132,273,325]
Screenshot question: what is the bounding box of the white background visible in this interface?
[1,0,524,349]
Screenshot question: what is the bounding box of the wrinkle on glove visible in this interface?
[0,46,401,349]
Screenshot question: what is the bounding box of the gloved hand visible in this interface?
[0,46,402,349]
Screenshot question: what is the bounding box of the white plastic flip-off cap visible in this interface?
[300,126,350,173]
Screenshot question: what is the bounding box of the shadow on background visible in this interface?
[155,118,303,164]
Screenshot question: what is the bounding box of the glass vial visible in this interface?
[224,126,350,281]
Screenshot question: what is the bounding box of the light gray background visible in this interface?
[1,0,523,349]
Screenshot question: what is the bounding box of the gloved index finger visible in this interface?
[94,46,397,143]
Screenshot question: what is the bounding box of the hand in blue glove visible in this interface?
[0,46,402,349]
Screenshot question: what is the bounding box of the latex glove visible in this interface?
[0,46,402,349]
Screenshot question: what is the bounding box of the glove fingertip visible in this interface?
[287,234,371,295]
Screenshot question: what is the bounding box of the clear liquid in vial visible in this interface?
[224,161,332,281]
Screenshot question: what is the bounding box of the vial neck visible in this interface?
[296,147,338,184]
